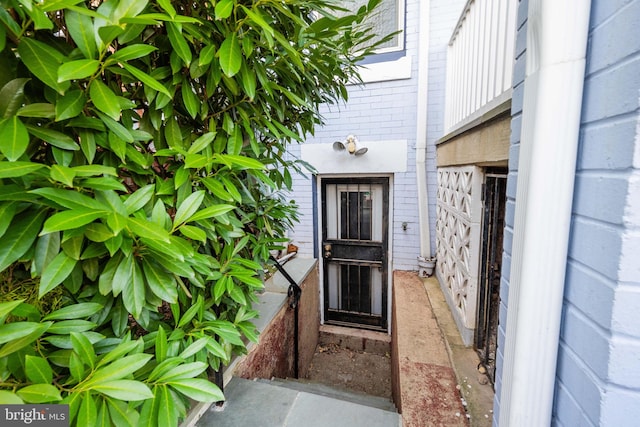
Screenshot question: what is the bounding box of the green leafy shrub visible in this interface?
[0,0,386,425]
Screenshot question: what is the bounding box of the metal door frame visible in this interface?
[320,177,390,331]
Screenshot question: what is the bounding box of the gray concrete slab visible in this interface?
[197,378,299,427]
[195,377,401,427]
[264,258,317,293]
[251,291,287,334]
[286,392,401,427]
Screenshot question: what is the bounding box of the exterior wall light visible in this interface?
[332,134,368,156]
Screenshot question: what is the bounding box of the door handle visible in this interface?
[323,243,332,259]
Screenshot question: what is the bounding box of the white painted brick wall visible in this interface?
[288,0,469,272]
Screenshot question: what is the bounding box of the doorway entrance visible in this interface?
[321,178,389,331]
[475,170,507,384]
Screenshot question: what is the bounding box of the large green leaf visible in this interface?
[25,355,54,384]
[106,398,138,427]
[44,331,104,350]
[90,80,121,121]
[168,378,224,402]
[240,62,257,100]
[0,322,51,358]
[56,90,86,121]
[0,78,30,118]
[0,116,29,161]
[181,79,198,119]
[84,223,113,243]
[127,217,171,242]
[65,8,97,59]
[18,38,69,93]
[142,258,178,303]
[58,59,100,82]
[199,44,216,66]
[215,0,234,19]
[40,0,86,13]
[121,63,171,97]
[108,132,126,162]
[71,331,96,369]
[166,22,192,66]
[0,7,20,39]
[156,385,178,427]
[123,260,145,318]
[0,161,46,178]
[16,103,56,118]
[0,208,47,272]
[113,0,149,22]
[87,354,153,386]
[110,44,157,62]
[217,154,265,170]
[72,164,118,176]
[0,20,4,52]
[94,111,133,142]
[173,190,204,227]
[179,225,206,242]
[47,320,97,334]
[50,164,76,187]
[0,202,18,238]
[157,361,207,383]
[240,6,275,37]
[112,254,133,296]
[96,191,128,219]
[43,303,103,321]
[40,251,78,297]
[26,125,80,151]
[26,4,54,30]
[31,187,106,211]
[77,392,97,427]
[92,380,153,401]
[123,184,154,214]
[218,33,242,77]
[0,391,24,404]
[0,322,48,345]
[178,339,209,359]
[33,232,60,276]
[163,116,183,149]
[17,384,62,403]
[0,299,23,322]
[41,209,107,234]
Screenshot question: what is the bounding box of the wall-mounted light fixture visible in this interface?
[333,134,368,156]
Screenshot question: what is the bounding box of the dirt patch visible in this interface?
[304,343,392,399]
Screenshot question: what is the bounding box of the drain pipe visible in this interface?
[416,0,433,267]
[498,1,591,425]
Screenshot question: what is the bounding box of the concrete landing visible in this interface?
[196,377,402,427]
[392,271,469,427]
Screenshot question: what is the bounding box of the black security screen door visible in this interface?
[322,178,389,331]
[476,170,507,385]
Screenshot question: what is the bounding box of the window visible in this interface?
[344,0,405,54]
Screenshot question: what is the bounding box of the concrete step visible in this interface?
[258,377,398,413]
[195,377,402,427]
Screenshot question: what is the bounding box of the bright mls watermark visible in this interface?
[1,405,69,426]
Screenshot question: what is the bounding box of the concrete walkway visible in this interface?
[196,377,402,427]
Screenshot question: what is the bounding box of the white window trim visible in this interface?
[354,54,412,83]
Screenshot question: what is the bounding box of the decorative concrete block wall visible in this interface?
[435,166,483,345]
